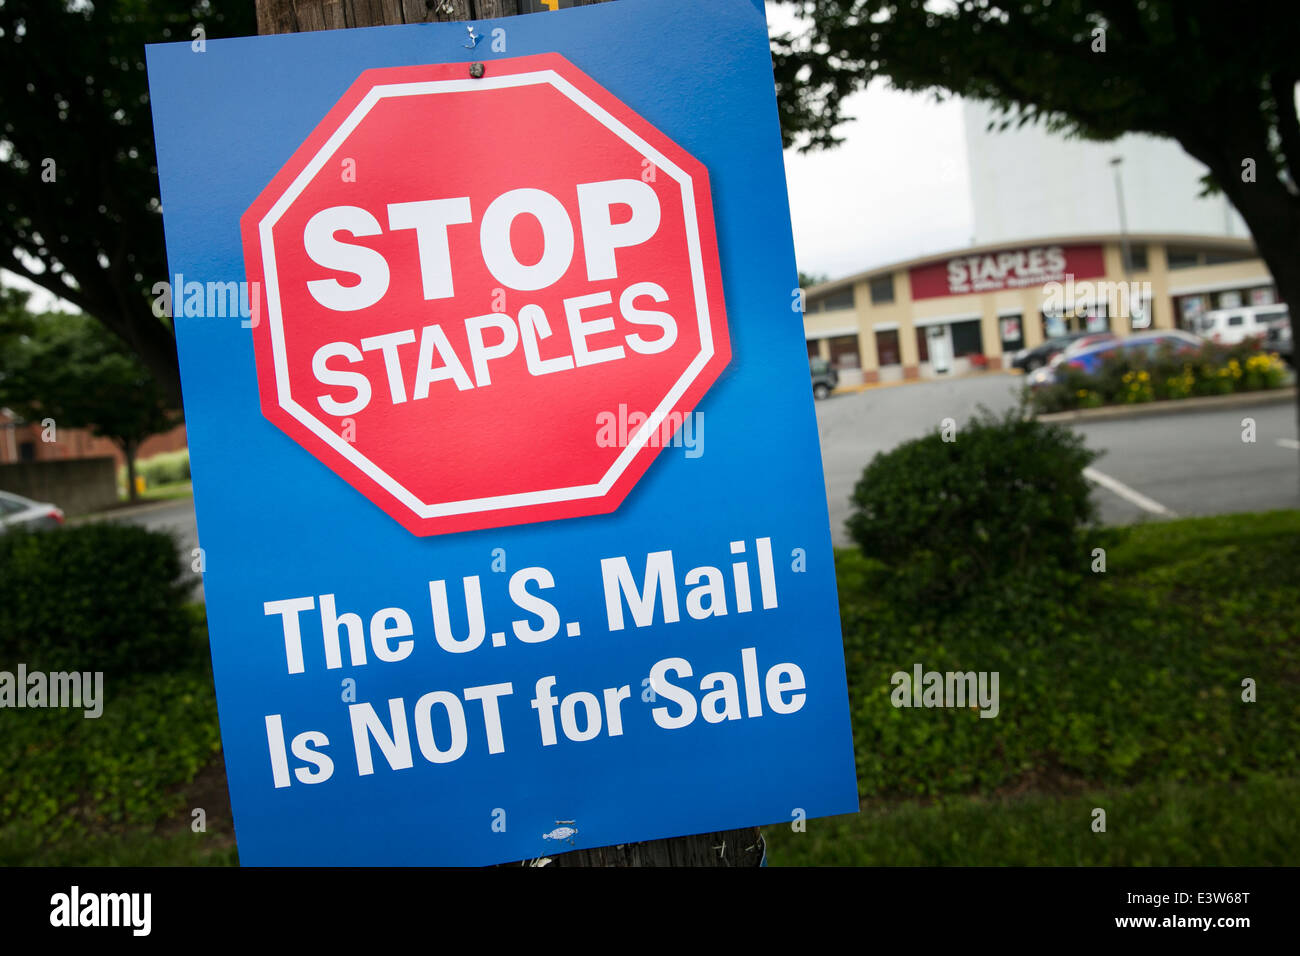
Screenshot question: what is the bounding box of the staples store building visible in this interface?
[802,233,1275,385]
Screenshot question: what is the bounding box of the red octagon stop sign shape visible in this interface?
[241,53,730,536]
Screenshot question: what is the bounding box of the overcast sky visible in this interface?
[768,2,975,282]
[781,86,974,281]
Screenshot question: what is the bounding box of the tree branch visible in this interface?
[4,253,93,315]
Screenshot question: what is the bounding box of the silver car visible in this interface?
[0,489,65,533]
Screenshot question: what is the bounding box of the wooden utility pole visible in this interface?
[252,0,765,869]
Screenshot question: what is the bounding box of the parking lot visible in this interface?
[816,372,1300,545]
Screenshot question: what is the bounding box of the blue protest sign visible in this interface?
[146,0,857,866]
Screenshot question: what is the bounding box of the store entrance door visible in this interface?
[927,324,953,374]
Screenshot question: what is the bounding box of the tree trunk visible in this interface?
[1173,126,1300,491]
[124,440,140,502]
[252,0,765,868]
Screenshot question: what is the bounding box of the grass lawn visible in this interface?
[0,658,233,865]
[765,775,1300,866]
[768,509,1300,865]
[2,511,1296,865]
[109,479,192,504]
[136,480,193,502]
[0,822,237,866]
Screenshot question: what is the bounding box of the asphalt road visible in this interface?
[815,372,1300,544]
[1072,401,1300,524]
[105,373,1300,598]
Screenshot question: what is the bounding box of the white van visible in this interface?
[1193,304,1289,345]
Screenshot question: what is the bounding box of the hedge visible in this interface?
[0,523,199,676]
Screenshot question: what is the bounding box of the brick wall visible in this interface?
[0,410,186,468]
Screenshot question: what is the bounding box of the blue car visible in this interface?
[1027,330,1203,387]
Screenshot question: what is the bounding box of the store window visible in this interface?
[951,320,984,358]
[1085,311,1112,333]
[828,334,861,369]
[1124,244,1148,272]
[869,275,895,305]
[999,314,1024,351]
[813,288,855,312]
[1205,250,1253,265]
[1042,309,1068,339]
[875,329,901,367]
[806,339,822,361]
[1177,295,1208,330]
[915,328,929,363]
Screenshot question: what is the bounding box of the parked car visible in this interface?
[1027,330,1203,387]
[1265,315,1294,366]
[811,357,839,400]
[0,490,65,534]
[1011,331,1097,372]
[1054,332,1118,362]
[1191,304,1288,345]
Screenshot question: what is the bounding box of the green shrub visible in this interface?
[127,448,190,488]
[845,409,1098,607]
[0,524,198,676]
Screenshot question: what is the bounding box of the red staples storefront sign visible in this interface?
[909,244,1106,300]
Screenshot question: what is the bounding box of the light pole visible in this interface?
[1109,156,1132,276]
[1109,155,1145,329]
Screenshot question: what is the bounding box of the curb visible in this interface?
[832,368,1020,396]
[1035,387,1297,424]
[69,496,194,524]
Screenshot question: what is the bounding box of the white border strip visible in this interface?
[1083,466,1177,517]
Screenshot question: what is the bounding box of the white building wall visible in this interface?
[963,101,1247,246]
